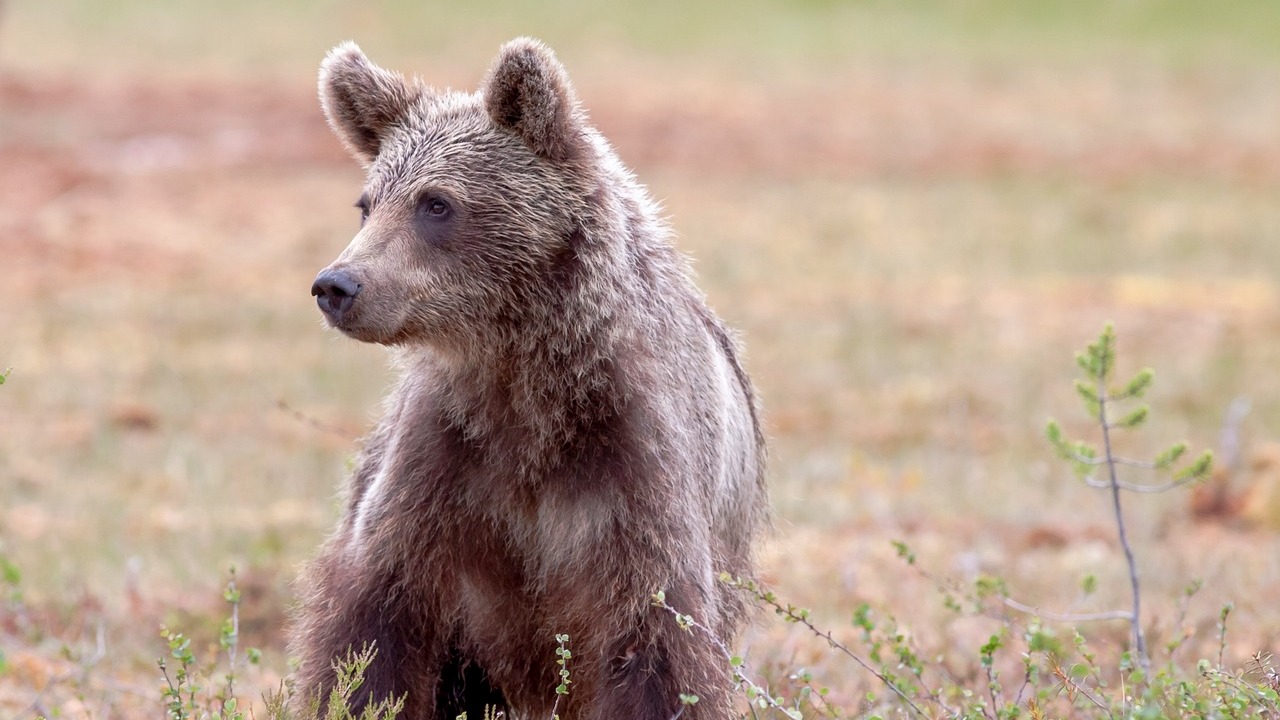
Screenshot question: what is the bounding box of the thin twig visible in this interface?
[1001,597,1133,623]
[1166,581,1203,664]
[276,398,353,438]
[897,549,1132,627]
[1082,475,1197,493]
[1051,662,1112,717]
[718,582,933,719]
[651,595,796,719]
[1095,348,1149,673]
[986,661,1004,718]
[1071,454,1156,470]
[1218,397,1252,477]
[225,572,240,702]
[1218,604,1233,669]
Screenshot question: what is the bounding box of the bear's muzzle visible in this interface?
[311,268,362,324]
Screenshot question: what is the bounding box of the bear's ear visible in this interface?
[319,42,421,165]
[482,38,586,163]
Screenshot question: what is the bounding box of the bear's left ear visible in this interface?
[482,38,586,163]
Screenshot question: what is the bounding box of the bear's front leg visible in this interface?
[290,555,442,719]
[545,571,734,720]
[593,591,734,720]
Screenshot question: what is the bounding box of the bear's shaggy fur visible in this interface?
[292,38,767,720]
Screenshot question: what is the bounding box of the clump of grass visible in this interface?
[159,568,264,720]
[159,569,402,720]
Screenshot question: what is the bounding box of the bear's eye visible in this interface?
[354,194,371,227]
[420,197,451,219]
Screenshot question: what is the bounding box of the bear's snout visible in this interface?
[311,268,362,323]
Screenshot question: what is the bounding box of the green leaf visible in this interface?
[1154,442,1187,469]
[1174,450,1214,482]
[1081,574,1097,595]
[1045,419,1063,444]
[1075,351,1096,377]
[1045,419,1073,458]
[975,575,1008,599]
[1071,441,1098,477]
[1074,379,1099,405]
[1025,626,1062,655]
[0,557,20,586]
[1095,324,1117,380]
[1115,405,1149,429]
[1183,579,1203,598]
[852,603,874,632]
[1119,367,1155,399]
[891,540,915,565]
[980,633,1004,666]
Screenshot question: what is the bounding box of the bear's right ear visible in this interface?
[319,42,421,165]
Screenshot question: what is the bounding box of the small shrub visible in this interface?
[159,569,402,720]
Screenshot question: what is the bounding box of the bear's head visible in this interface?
[310,38,602,352]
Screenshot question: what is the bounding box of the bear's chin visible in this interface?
[327,319,400,346]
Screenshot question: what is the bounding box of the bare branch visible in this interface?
[1083,475,1198,493]
[1002,597,1133,623]
[1218,396,1252,476]
[1071,454,1155,469]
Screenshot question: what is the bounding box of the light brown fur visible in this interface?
[293,38,767,720]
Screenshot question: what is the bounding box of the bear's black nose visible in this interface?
[311,269,362,321]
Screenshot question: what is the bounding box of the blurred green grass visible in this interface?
[9,0,1280,79]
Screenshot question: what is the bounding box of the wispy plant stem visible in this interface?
[1096,353,1149,673]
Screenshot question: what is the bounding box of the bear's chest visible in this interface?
[347,403,650,572]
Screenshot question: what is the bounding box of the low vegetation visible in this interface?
[9,327,1275,719]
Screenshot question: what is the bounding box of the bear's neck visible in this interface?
[410,167,671,474]
[412,323,625,476]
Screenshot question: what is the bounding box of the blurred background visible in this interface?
[2,1,1279,715]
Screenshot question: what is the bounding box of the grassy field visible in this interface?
[3,1,1280,717]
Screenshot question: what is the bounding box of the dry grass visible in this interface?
[3,2,1280,717]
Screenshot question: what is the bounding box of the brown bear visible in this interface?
[293,37,766,720]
